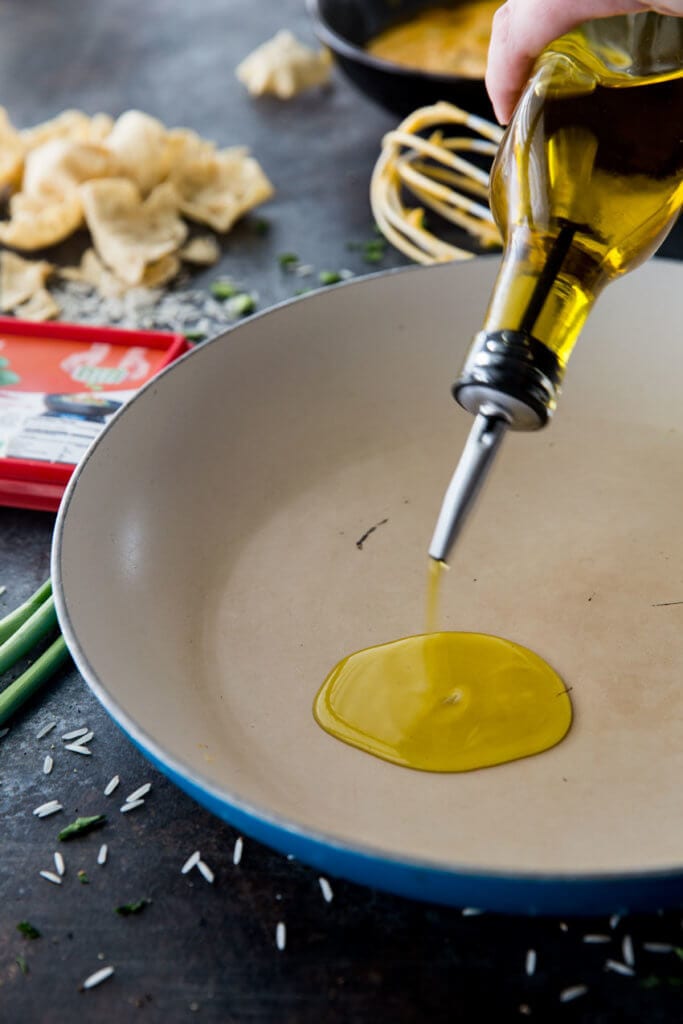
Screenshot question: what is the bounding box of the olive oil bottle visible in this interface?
[430,13,683,563]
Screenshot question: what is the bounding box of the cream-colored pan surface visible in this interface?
[54,258,683,877]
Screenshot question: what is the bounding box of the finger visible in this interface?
[486,0,647,124]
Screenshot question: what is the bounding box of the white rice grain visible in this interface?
[54,851,65,876]
[559,922,569,932]
[233,837,243,866]
[97,844,108,866]
[125,783,151,803]
[643,942,673,953]
[181,851,201,874]
[610,914,621,930]
[43,755,54,775]
[559,985,588,1003]
[462,908,483,917]
[604,959,635,977]
[82,965,114,990]
[318,877,334,904]
[525,949,537,977]
[78,731,94,744]
[33,800,62,817]
[40,870,62,885]
[120,799,145,813]
[64,742,92,755]
[36,722,57,739]
[583,934,611,944]
[0,727,9,739]
[62,727,89,740]
[276,922,286,951]
[197,860,214,884]
[104,775,120,796]
[622,935,635,968]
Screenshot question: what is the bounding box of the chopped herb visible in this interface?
[16,955,29,976]
[77,870,89,884]
[58,815,106,842]
[17,921,41,939]
[278,252,299,269]
[318,270,342,286]
[210,280,238,300]
[253,217,270,235]
[184,331,206,343]
[674,948,683,961]
[347,234,387,264]
[640,975,661,989]
[115,899,151,916]
[229,293,256,317]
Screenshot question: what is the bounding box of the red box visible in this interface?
[0,316,188,511]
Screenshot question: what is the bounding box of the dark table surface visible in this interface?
[2,2,683,1021]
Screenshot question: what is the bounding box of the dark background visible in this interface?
[1,1,682,1021]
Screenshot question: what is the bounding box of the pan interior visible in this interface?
[55,258,683,878]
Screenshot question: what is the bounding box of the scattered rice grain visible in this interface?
[197,860,214,884]
[125,783,151,803]
[643,942,673,953]
[120,799,145,813]
[54,851,65,876]
[559,922,569,932]
[97,843,108,866]
[462,908,483,917]
[81,965,114,990]
[610,914,621,929]
[36,722,57,739]
[40,870,62,885]
[104,775,120,796]
[64,742,92,755]
[276,922,286,951]
[181,851,201,874]
[604,959,635,977]
[78,731,94,744]
[319,877,333,904]
[233,837,243,866]
[62,727,89,741]
[622,935,635,967]
[43,755,53,775]
[583,934,611,944]
[33,800,62,817]
[0,727,9,739]
[525,949,536,977]
[559,985,588,1003]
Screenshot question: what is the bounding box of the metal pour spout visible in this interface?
[428,411,508,563]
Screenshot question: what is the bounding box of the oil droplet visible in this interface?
[313,631,572,773]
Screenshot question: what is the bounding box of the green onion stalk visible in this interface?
[0,581,70,726]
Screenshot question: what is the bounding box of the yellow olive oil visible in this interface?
[313,629,572,773]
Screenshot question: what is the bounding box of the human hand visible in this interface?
[485,1,683,124]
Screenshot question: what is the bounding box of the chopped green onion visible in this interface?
[16,955,28,975]
[115,899,151,916]
[210,280,238,300]
[184,331,206,343]
[278,252,299,269]
[318,271,342,286]
[229,293,256,317]
[58,815,106,842]
[77,870,90,884]
[253,217,270,236]
[0,580,51,646]
[17,922,41,939]
[0,635,70,727]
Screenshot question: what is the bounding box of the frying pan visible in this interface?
[52,257,683,914]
